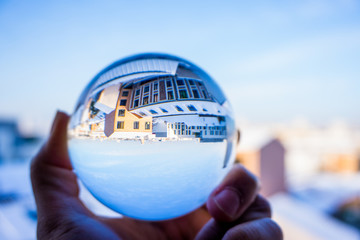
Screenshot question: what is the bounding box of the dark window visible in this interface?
[160,108,168,113]
[166,80,172,87]
[187,105,197,111]
[134,99,139,108]
[192,90,200,98]
[176,79,184,86]
[198,82,203,86]
[153,94,158,102]
[153,83,158,90]
[189,80,195,85]
[167,91,174,100]
[149,109,158,114]
[202,90,208,98]
[175,105,184,112]
[145,122,151,130]
[139,111,146,116]
[203,108,208,112]
[135,89,140,96]
[118,109,125,116]
[143,96,149,105]
[179,90,188,99]
[117,121,124,129]
[122,91,129,97]
[133,121,139,129]
[120,99,127,106]
[144,86,150,93]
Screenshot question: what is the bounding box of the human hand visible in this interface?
[31,111,282,240]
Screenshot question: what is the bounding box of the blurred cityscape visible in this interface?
[1,117,360,239]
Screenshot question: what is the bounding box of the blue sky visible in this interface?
[0,0,359,134]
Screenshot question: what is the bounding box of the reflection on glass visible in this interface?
[68,53,236,221]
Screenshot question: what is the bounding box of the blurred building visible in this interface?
[276,119,360,181]
[270,193,360,240]
[0,120,19,162]
[236,128,286,197]
[0,120,42,163]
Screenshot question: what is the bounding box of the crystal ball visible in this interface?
[68,53,236,221]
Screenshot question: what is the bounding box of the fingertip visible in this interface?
[50,110,70,137]
[207,164,260,222]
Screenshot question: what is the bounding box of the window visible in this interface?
[153,83,158,90]
[144,86,150,93]
[122,91,129,97]
[134,99,139,108]
[139,111,146,116]
[160,108,168,113]
[133,121,139,129]
[192,90,200,98]
[149,109,158,114]
[118,109,125,116]
[143,96,149,105]
[145,122,151,130]
[120,99,127,106]
[176,79,184,85]
[167,91,174,100]
[203,108,208,112]
[202,90,208,98]
[189,80,195,85]
[166,80,172,87]
[179,90,188,99]
[187,105,197,111]
[153,94,158,102]
[117,121,124,129]
[175,105,184,112]
[135,89,140,96]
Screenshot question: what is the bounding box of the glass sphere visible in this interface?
[68,53,236,221]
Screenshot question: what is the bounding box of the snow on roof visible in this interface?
[95,83,121,112]
[269,193,359,240]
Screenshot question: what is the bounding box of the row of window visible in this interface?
[171,124,226,131]
[137,105,208,117]
[173,130,225,136]
[130,78,209,109]
[116,121,151,130]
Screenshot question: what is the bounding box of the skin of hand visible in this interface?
[30,111,283,240]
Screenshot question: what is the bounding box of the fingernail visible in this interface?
[214,187,241,218]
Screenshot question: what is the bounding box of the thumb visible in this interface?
[30,111,89,218]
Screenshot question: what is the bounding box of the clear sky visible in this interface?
[1,0,359,135]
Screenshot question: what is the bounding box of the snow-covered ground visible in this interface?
[69,138,232,220]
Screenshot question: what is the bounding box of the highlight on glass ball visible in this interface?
[68,53,237,221]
